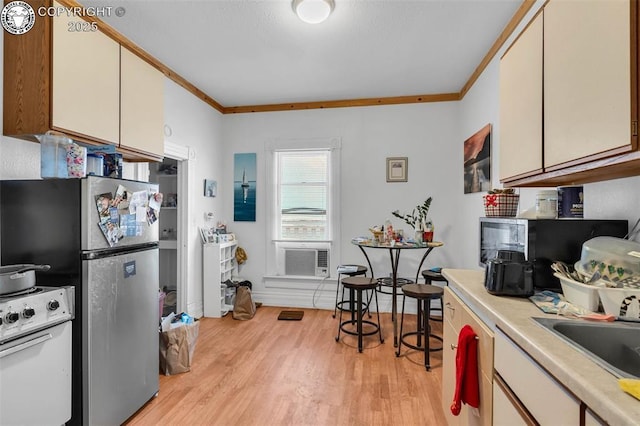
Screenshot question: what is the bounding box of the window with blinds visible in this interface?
[275,150,330,241]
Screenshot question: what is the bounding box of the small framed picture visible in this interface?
[386,157,408,182]
[204,179,217,197]
[199,227,218,244]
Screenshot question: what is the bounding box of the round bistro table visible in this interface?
[352,239,444,347]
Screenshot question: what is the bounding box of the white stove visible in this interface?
[0,286,74,344]
[0,286,74,425]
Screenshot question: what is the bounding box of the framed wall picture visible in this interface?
[204,179,217,197]
[234,153,257,221]
[386,157,408,182]
[463,123,492,194]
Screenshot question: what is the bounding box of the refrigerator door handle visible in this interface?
[82,242,159,260]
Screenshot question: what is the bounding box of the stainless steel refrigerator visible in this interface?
[1,176,160,425]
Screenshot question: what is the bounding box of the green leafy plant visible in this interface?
[391,197,432,229]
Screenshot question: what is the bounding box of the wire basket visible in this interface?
[483,194,519,217]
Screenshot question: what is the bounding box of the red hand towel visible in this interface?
[450,324,480,416]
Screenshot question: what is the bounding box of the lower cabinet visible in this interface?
[442,288,494,425]
[584,408,607,426]
[492,374,532,426]
[493,327,582,425]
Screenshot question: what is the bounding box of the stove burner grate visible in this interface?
[0,286,44,300]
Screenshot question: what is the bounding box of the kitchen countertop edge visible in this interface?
[443,268,640,426]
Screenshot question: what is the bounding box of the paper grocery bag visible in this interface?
[233,286,256,320]
[159,321,200,375]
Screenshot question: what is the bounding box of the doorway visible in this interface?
[150,158,180,314]
[149,142,191,317]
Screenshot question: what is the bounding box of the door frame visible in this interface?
[164,141,192,315]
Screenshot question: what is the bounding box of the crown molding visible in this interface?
[64,0,535,114]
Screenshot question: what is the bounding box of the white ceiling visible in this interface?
[81,0,523,107]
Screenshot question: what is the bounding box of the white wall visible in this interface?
[163,79,224,316]
[221,103,462,310]
[0,137,41,179]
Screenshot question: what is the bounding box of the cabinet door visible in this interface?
[544,0,632,168]
[52,4,120,144]
[120,47,165,157]
[460,305,493,426]
[499,12,543,180]
[584,407,607,426]
[492,377,532,426]
[442,318,459,426]
[494,328,580,424]
[443,288,494,426]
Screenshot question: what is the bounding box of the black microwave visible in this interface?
[479,218,628,290]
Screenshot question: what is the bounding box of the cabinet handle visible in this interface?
[451,336,478,351]
[445,302,454,312]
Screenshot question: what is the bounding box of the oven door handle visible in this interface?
[0,332,53,359]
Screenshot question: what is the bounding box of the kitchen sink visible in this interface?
[533,317,640,379]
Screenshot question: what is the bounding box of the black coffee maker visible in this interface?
[484,250,534,297]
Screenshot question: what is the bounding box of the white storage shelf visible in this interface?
[203,241,238,318]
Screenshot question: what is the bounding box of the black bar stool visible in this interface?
[421,269,448,322]
[396,283,443,370]
[333,264,368,318]
[335,277,384,353]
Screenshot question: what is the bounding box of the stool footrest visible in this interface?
[335,300,369,314]
[339,320,381,337]
[398,331,443,352]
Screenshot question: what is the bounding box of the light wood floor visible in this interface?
[126,306,447,426]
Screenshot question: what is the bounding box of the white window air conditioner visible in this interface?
[283,247,330,277]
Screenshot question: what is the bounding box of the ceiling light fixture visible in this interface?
[292,0,334,24]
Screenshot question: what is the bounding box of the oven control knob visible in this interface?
[47,300,60,311]
[5,312,19,324]
[22,307,36,319]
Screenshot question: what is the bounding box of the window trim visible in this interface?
[264,137,341,281]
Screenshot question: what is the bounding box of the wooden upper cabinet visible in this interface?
[499,12,543,181]
[501,0,639,187]
[544,0,633,169]
[4,0,53,138]
[120,48,165,158]
[3,0,164,161]
[52,6,120,145]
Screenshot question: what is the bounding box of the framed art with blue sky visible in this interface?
[234,153,257,221]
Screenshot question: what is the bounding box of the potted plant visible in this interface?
[392,197,433,242]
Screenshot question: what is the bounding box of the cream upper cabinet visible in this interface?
[544,0,632,168]
[499,0,637,186]
[120,48,165,158]
[3,1,164,162]
[52,5,120,144]
[499,12,543,181]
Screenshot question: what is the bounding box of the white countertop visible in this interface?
[442,268,640,426]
